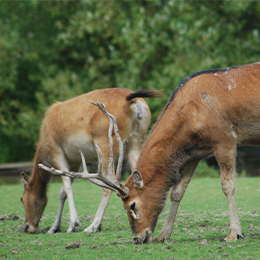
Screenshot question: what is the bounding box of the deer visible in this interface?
[39,62,260,244]
[20,87,159,234]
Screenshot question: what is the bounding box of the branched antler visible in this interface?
[88,101,124,183]
[38,102,129,198]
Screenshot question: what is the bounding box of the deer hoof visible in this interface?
[67,221,80,233]
[48,226,61,234]
[224,230,244,242]
[237,233,244,239]
[83,224,102,233]
[153,236,165,243]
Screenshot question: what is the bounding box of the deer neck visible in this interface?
[29,152,52,196]
[133,105,197,192]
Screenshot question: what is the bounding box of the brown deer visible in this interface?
[39,62,260,243]
[20,88,159,234]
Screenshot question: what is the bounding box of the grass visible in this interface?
[0,177,259,259]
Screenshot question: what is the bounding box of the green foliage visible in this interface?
[0,178,259,259]
[1,0,260,162]
[0,134,35,163]
[194,160,219,178]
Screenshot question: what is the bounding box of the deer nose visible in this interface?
[24,223,38,233]
[133,237,140,244]
[24,223,29,232]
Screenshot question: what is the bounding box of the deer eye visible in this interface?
[130,202,135,211]
[130,202,139,219]
[20,197,23,203]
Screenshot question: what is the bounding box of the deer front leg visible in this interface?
[153,189,181,243]
[215,145,243,241]
[48,185,66,234]
[47,154,81,233]
[62,176,81,233]
[49,176,80,233]
[154,161,199,243]
[83,188,112,232]
[83,151,114,233]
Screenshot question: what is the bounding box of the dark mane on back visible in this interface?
[168,65,240,106]
[150,63,255,133]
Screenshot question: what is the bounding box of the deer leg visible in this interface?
[62,176,81,233]
[48,185,66,234]
[83,188,112,233]
[49,176,80,233]
[125,110,149,171]
[48,153,80,234]
[154,161,199,243]
[83,148,114,233]
[125,139,141,171]
[215,145,243,241]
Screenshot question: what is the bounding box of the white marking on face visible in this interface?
[128,198,141,219]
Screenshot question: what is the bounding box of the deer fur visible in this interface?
[20,88,157,234]
[122,62,260,243]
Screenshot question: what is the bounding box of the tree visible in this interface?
[1,0,260,163]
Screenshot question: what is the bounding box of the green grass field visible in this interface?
[0,177,259,259]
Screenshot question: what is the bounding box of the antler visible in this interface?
[38,102,129,198]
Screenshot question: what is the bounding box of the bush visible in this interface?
[194,160,219,178]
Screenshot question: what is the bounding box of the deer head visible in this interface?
[20,171,48,233]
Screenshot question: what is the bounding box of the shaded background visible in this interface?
[1,0,260,176]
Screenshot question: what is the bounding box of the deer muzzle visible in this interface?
[133,228,153,244]
[24,222,38,234]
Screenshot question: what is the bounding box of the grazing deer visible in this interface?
[21,88,159,234]
[40,62,260,243]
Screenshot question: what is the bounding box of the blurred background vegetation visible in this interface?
[1,0,260,175]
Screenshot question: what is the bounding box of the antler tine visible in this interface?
[38,162,122,192]
[80,150,89,173]
[107,108,114,180]
[95,145,102,175]
[38,163,93,179]
[80,148,130,197]
[112,118,124,183]
[88,101,128,197]
[89,101,124,182]
[80,147,129,197]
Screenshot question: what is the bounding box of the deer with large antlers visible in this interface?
[40,62,260,243]
[20,88,159,234]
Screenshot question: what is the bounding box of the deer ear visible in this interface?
[132,170,144,189]
[20,172,29,189]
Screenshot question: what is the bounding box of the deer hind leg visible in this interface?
[83,147,114,233]
[83,188,112,233]
[125,135,142,171]
[215,143,243,241]
[48,155,80,234]
[126,104,151,171]
[154,160,199,243]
